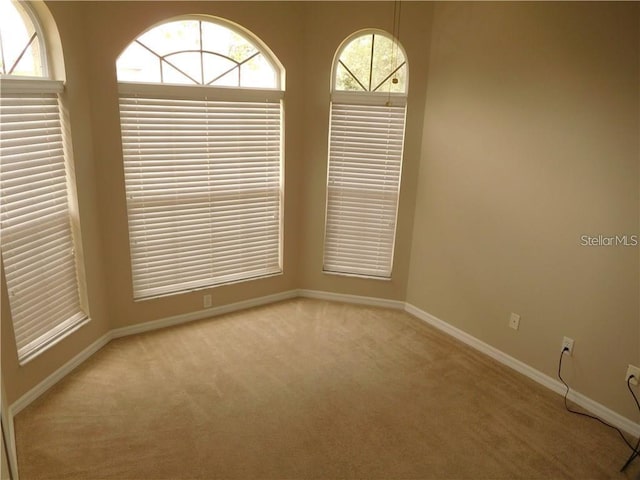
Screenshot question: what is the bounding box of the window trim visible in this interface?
[331,90,406,107]
[118,80,284,101]
[0,76,62,93]
[116,16,285,301]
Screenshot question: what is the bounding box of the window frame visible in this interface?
[322,29,409,280]
[116,15,285,301]
[0,1,89,364]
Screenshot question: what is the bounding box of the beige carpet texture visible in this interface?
[13,299,640,479]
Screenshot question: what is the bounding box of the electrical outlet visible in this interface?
[561,336,574,356]
[626,365,640,386]
[508,313,520,330]
[203,294,212,308]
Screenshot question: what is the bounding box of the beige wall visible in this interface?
[407,2,640,419]
[1,0,638,425]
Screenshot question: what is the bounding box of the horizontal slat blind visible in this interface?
[0,90,87,362]
[119,93,282,299]
[324,102,406,278]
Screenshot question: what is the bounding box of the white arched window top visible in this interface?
[333,30,407,95]
[0,0,46,77]
[117,17,281,89]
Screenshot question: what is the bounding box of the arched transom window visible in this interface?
[334,31,407,94]
[0,0,45,77]
[117,18,278,88]
[116,17,284,299]
[323,31,408,279]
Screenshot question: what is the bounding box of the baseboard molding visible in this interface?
[111,289,298,340]
[7,290,639,477]
[6,330,112,480]
[5,289,301,480]
[4,406,18,480]
[297,289,405,310]
[10,332,112,417]
[405,302,640,437]
[8,289,401,418]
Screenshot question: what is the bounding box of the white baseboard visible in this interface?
[111,290,298,340]
[2,376,17,480]
[8,289,401,420]
[7,290,639,477]
[297,289,405,310]
[7,331,112,480]
[10,332,112,417]
[405,302,640,437]
[4,289,301,480]
[4,405,18,480]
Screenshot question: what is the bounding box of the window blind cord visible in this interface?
[387,0,401,105]
[557,348,640,471]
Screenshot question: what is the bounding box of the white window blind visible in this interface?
[0,85,88,362]
[119,88,283,299]
[324,101,406,278]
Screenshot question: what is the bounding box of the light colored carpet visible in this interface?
[14,298,640,479]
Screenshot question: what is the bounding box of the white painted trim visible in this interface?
[118,82,283,102]
[5,289,297,479]
[2,375,17,480]
[10,332,112,417]
[111,290,298,339]
[7,289,639,474]
[6,331,112,480]
[297,289,405,310]
[5,408,18,480]
[10,290,298,421]
[404,303,640,437]
[8,290,399,416]
[331,92,407,107]
[0,78,63,94]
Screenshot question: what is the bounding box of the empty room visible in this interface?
[1,1,639,478]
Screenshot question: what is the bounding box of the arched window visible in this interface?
[116,17,278,88]
[0,0,88,363]
[0,0,45,77]
[323,31,408,278]
[334,32,407,94]
[116,17,284,299]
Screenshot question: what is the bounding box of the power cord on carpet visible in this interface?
[557,347,640,472]
[620,376,640,472]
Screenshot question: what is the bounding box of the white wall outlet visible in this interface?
[626,365,640,386]
[203,294,212,308]
[561,336,574,356]
[508,313,520,330]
